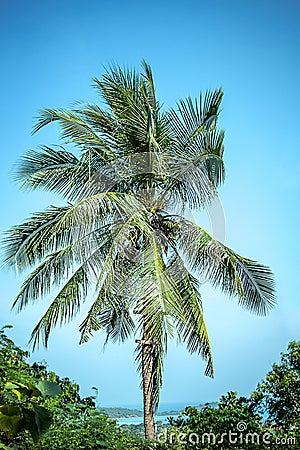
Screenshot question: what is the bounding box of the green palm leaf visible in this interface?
[178,218,276,315]
[29,267,89,349]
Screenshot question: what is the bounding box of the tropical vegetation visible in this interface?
[1,328,298,449]
[159,342,300,449]
[0,326,150,449]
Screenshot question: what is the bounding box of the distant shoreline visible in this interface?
[99,402,217,419]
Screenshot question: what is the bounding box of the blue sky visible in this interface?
[0,0,299,407]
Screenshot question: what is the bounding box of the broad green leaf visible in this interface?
[36,380,61,397]
[5,382,22,400]
[33,404,52,434]
[22,408,39,441]
[22,405,52,441]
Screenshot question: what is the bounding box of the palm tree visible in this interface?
[2,62,275,440]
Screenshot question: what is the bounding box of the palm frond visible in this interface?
[178,218,276,315]
[14,146,79,195]
[11,247,75,312]
[167,254,213,376]
[2,205,71,271]
[94,65,163,153]
[79,206,154,343]
[32,108,115,160]
[11,226,111,313]
[141,59,157,111]
[167,89,223,146]
[94,64,140,115]
[101,297,135,344]
[2,193,141,272]
[79,103,117,138]
[29,267,89,349]
[80,293,135,345]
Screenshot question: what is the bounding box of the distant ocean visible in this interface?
[108,401,202,426]
[117,415,177,426]
[107,401,201,412]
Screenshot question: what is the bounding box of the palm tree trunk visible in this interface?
[141,336,155,440]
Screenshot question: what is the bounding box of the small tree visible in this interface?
[252,341,300,433]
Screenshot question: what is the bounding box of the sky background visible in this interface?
[0,0,299,408]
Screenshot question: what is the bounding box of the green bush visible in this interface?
[0,327,153,449]
[156,392,267,449]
